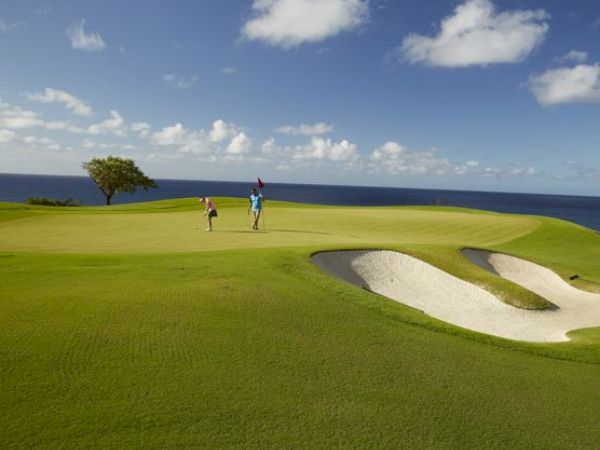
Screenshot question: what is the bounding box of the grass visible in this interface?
[0,198,539,254]
[1,197,600,448]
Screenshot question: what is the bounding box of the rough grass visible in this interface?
[2,198,600,448]
[496,218,600,284]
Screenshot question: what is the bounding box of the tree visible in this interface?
[82,156,157,205]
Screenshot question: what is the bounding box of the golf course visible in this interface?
[2,197,600,448]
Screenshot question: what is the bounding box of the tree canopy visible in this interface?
[82,156,157,205]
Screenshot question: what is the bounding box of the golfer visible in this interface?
[200,196,218,231]
[249,188,264,230]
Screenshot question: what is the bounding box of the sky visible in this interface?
[1,0,600,195]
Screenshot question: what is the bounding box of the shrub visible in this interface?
[26,197,82,207]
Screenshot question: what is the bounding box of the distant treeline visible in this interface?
[27,197,82,207]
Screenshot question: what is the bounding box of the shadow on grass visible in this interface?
[217,229,335,236]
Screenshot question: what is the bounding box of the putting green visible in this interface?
[2,197,600,448]
[0,198,538,253]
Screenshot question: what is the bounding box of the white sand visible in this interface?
[312,250,600,342]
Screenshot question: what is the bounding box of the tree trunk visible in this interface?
[106,194,112,205]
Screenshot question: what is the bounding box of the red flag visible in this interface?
[257,177,265,189]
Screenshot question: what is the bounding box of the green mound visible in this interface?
[1,198,600,448]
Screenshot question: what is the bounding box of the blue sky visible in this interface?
[1,0,600,195]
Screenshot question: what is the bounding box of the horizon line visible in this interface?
[1,171,599,200]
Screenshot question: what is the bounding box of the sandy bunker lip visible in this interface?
[312,250,600,342]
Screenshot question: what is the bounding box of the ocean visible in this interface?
[1,173,600,231]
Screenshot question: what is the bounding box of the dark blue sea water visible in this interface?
[2,173,600,230]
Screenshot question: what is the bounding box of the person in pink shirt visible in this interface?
[199,196,218,231]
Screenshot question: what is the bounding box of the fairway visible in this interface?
[2,198,600,448]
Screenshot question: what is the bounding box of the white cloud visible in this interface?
[209,119,237,142]
[130,122,151,137]
[274,162,292,171]
[149,121,355,166]
[528,64,600,106]
[81,138,95,149]
[257,136,360,170]
[145,152,184,163]
[27,88,92,116]
[260,138,500,176]
[220,67,237,75]
[367,142,538,179]
[242,0,368,49]
[483,166,538,178]
[400,0,549,67]
[276,122,333,136]
[293,137,359,162]
[163,73,198,89]
[81,138,136,151]
[0,129,16,143]
[88,110,125,136]
[0,131,77,172]
[368,142,486,176]
[151,123,212,154]
[44,121,84,133]
[261,137,279,155]
[556,50,588,64]
[67,19,106,52]
[151,123,187,146]
[176,132,210,154]
[22,136,56,147]
[150,120,250,156]
[0,19,25,34]
[227,132,252,155]
[559,162,600,182]
[0,101,43,129]
[0,132,61,151]
[0,100,86,133]
[1,95,546,182]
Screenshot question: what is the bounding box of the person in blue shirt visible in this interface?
[249,188,264,230]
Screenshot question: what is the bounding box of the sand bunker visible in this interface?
[312,250,600,342]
